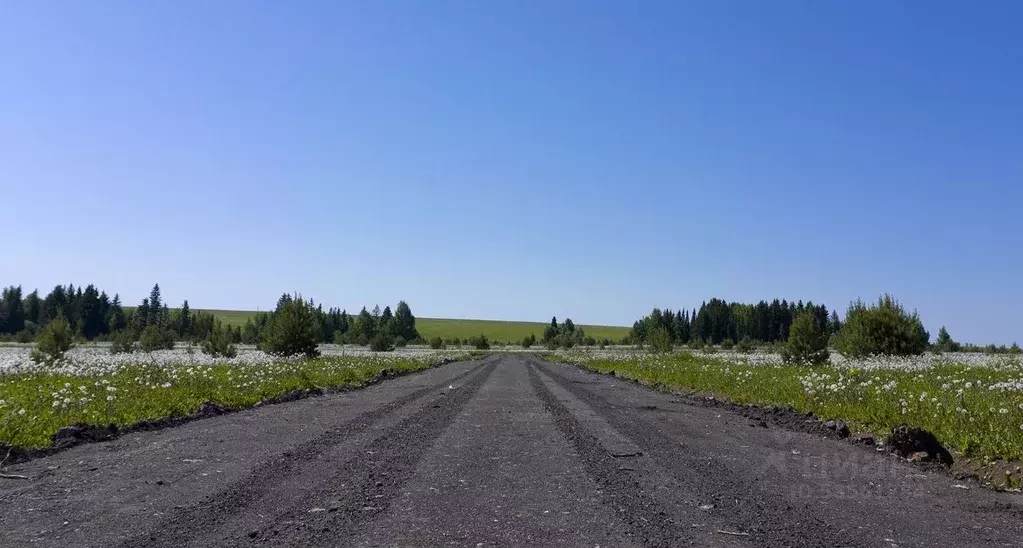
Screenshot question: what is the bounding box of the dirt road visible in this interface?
[2,356,1022,547]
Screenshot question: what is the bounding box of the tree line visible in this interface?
[0,283,421,352]
[630,298,838,347]
[239,296,420,350]
[0,283,223,344]
[632,293,1020,359]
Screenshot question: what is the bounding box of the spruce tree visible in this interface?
[107,294,127,333]
[24,289,40,326]
[148,284,163,327]
[179,300,191,337]
[935,326,953,352]
[0,286,25,334]
[394,301,418,341]
[782,309,830,365]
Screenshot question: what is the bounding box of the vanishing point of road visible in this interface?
[2,356,1022,547]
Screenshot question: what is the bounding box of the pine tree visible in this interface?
[828,310,842,335]
[24,289,40,326]
[543,316,559,343]
[136,298,150,333]
[79,284,104,339]
[782,309,830,365]
[97,291,111,335]
[108,294,127,333]
[260,295,321,357]
[148,284,164,327]
[357,306,375,343]
[179,300,191,337]
[0,286,26,334]
[935,326,953,352]
[339,310,350,335]
[394,301,418,341]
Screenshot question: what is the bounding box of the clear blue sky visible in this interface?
[3,1,1021,344]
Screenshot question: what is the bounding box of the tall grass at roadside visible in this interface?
[552,351,1023,461]
[0,354,462,449]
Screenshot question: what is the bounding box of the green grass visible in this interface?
[198,309,629,344]
[198,309,263,328]
[554,352,1023,462]
[414,317,628,344]
[0,354,459,449]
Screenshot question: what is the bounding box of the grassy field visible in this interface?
[0,353,463,449]
[552,350,1023,464]
[200,310,630,343]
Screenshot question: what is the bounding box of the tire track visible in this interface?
[118,358,495,548]
[532,359,858,548]
[525,363,709,547]
[230,359,499,547]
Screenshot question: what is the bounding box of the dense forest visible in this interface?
[0,283,420,348]
[630,298,837,346]
[630,296,1018,354]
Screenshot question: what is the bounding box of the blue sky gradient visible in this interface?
[3,1,1021,343]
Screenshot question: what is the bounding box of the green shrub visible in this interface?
[109,330,136,354]
[934,326,956,353]
[1010,342,1021,355]
[469,334,490,350]
[393,335,407,348]
[647,326,674,354]
[687,338,704,351]
[583,336,597,346]
[782,310,830,365]
[736,336,754,354]
[720,339,734,350]
[14,329,34,344]
[202,321,237,358]
[370,331,394,352]
[333,330,347,345]
[521,333,536,349]
[139,325,176,352]
[260,296,321,358]
[834,294,929,357]
[30,315,74,364]
[429,336,445,349]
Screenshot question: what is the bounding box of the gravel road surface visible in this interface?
[2,355,1022,547]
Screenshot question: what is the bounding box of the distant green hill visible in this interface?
[196,309,629,344]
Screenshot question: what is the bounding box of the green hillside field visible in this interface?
[197,310,630,344]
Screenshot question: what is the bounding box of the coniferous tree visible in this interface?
[355,306,375,343]
[108,294,127,333]
[148,284,163,323]
[394,301,418,341]
[135,298,150,333]
[543,316,559,343]
[40,285,66,324]
[260,294,321,357]
[178,300,191,337]
[935,326,954,352]
[834,295,929,357]
[0,286,26,334]
[783,309,830,365]
[23,289,40,327]
[79,284,104,339]
[828,310,842,335]
[379,305,395,338]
